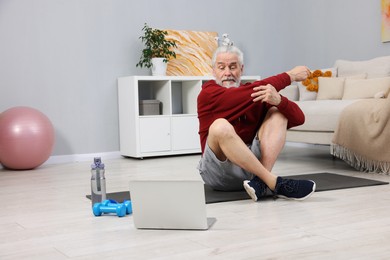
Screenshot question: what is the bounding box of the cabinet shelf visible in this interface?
[118,75,260,158]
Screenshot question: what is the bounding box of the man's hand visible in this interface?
[251,84,281,105]
[287,66,311,82]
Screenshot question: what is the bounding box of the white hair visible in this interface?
[211,45,244,68]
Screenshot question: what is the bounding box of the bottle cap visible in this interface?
[91,157,104,169]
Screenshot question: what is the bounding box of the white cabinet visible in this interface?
[117,75,260,158]
[139,117,171,153]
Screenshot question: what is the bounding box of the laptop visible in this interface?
[129,180,216,230]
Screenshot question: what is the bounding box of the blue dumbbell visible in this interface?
[123,200,132,214]
[106,199,132,215]
[93,200,126,217]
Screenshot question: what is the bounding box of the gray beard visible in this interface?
[216,77,241,88]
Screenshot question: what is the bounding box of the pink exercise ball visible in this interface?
[0,106,55,170]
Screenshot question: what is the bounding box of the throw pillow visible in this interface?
[316,77,346,100]
[298,82,317,101]
[342,77,390,99]
[301,69,333,92]
[298,67,336,101]
[316,74,367,100]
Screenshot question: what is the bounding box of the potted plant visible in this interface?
[136,23,177,76]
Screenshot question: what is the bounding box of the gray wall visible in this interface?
[1,0,389,156]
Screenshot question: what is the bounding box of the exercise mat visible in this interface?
[86,172,388,204]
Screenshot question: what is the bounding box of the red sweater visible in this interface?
[197,73,305,154]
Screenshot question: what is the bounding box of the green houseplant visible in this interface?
[136,23,177,75]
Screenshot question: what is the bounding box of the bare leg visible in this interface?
[207,118,278,190]
[257,107,288,171]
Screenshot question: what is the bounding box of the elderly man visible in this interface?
[197,45,316,201]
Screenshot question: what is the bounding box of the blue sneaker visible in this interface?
[243,176,268,202]
[274,177,316,200]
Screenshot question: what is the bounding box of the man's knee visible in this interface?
[207,119,237,161]
[266,107,288,127]
[209,118,236,139]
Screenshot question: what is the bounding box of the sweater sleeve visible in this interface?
[201,73,292,119]
[275,95,305,129]
[257,73,305,128]
[251,73,291,91]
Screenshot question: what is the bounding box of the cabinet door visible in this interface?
[139,117,171,153]
[171,116,200,151]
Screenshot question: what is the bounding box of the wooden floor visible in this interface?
[1,144,390,259]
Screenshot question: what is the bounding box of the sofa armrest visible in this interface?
[279,84,299,101]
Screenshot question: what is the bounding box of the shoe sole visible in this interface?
[277,180,316,201]
[243,180,258,202]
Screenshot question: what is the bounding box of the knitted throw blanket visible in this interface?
[331,97,390,174]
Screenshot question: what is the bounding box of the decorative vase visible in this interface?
[151,58,167,76]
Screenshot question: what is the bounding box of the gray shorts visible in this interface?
[197,137,261,191]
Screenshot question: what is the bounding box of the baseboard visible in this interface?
[45,151,122,165]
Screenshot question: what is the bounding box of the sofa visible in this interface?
[280,55,390,146]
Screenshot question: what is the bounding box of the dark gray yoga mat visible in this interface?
[86,172,388,204]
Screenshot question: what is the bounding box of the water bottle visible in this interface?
[91,157,106,206]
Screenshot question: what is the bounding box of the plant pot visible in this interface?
[151,58,167,76]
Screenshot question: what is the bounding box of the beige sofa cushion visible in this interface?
[342,77,390,99]
[317,77,346,100]
[290,100,360,132]
[316,74,367,100]
[297,67,337,101]
[297,83,317,101]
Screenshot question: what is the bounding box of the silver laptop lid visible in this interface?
[129,180,215,230]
